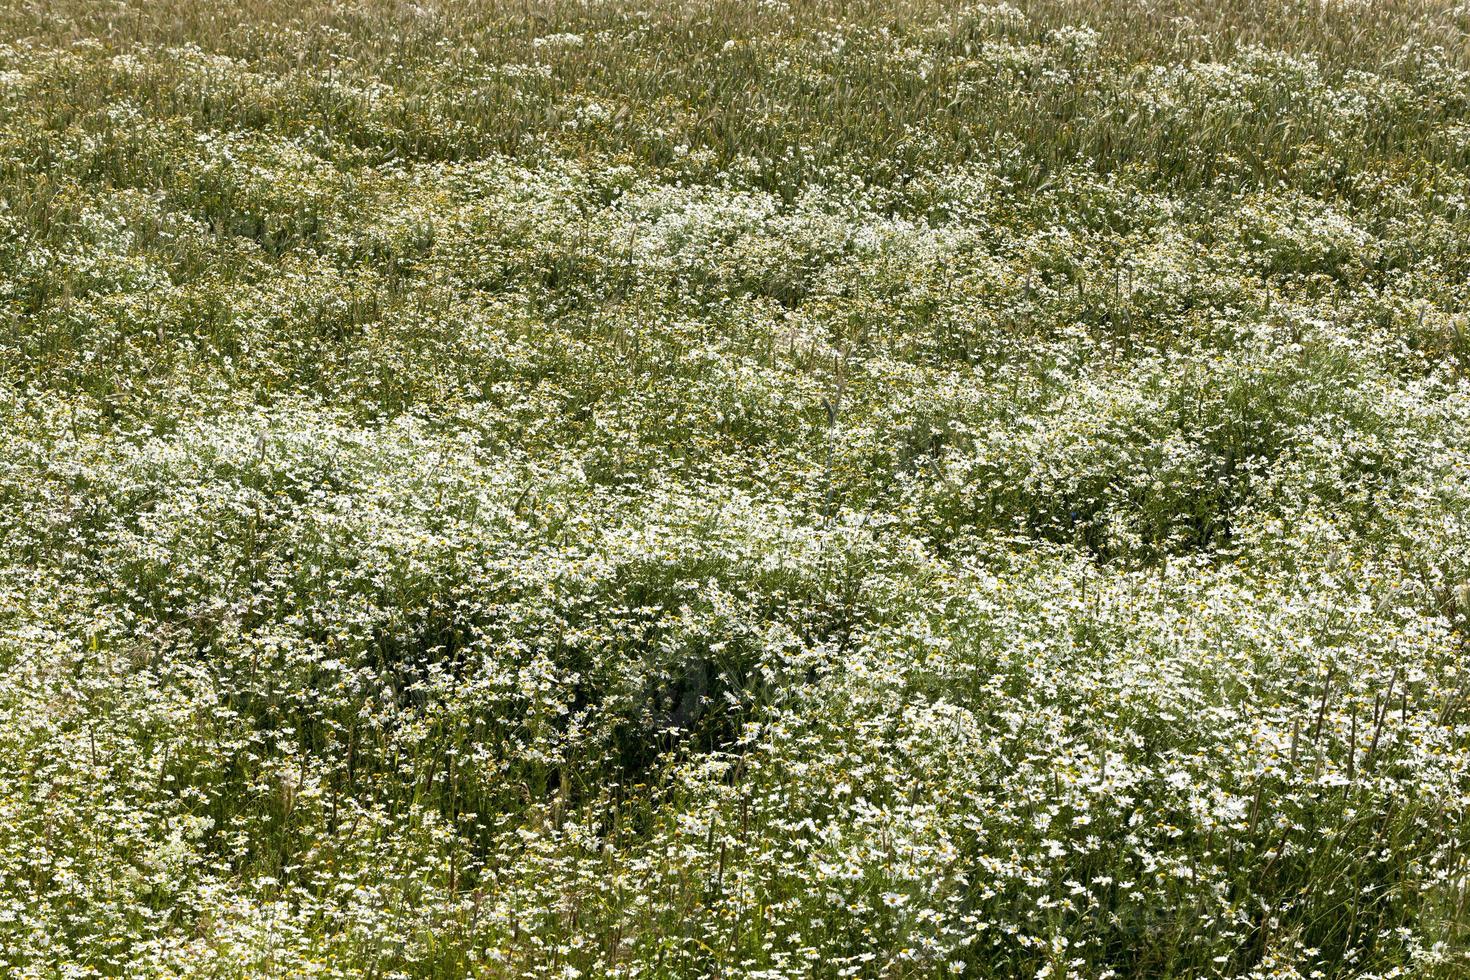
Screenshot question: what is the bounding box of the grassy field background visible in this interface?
[2,0,1470,975]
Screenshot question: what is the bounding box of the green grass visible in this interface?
[0,0,1469,976]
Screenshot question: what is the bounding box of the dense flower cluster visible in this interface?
[1,0,1469,976]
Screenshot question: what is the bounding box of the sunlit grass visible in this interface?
[0,0,1468,976]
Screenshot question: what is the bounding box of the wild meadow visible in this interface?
[1,0,1469,975]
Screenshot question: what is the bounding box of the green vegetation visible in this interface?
[2,0,1470,975]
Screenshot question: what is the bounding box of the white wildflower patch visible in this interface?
[0,0,1468,977]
